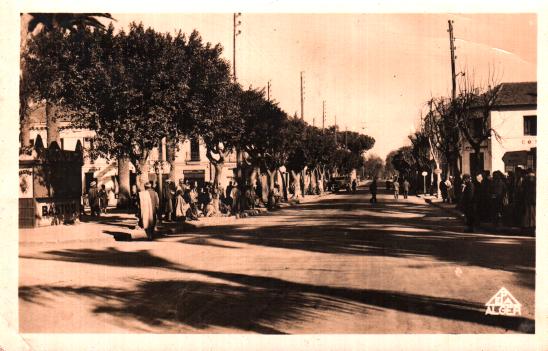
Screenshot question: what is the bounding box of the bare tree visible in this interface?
[453,68,503,175]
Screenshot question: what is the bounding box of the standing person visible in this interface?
[88,181,101,216]
[174,189,188,221]
[162,180,175,221]
[231,181,240,214]
[513,167,526,227]
[445,177,454,204]
[440,178,448,203]
[137,182,158,240]
[522,169,536,232]
[402,178,410,199]
[352,179,357,193]
[369,178,378,203]
[99,184,109,213]
[225,181,234,209]
[393,178,400,200]
[460,174,476,233]
[491,171,507,226]
[146,181,159,228]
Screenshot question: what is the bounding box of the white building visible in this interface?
[24,105,238,203]
[460,82,536,175]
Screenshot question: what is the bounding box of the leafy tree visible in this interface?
[55,23,193,190]
[384,150,397,178]
[20,13,114,148]
[363,154,384,179]
[238,88,288,205]
[391,146,415,179]
[183,32,243,187]
[285,118,308,198]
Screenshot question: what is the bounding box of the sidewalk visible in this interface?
[420,195,532,236]
[20,192,336,244]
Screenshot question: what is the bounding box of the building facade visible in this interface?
[460,82,537,175]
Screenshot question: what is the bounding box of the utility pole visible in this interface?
[233,12,243,193]
[267,80,271,102]
[448,20,457,100]
[322,100,326,130]
[334,115,338,144]
[345,125,348,149]
[300,71,305,120]
[233,13,242,82]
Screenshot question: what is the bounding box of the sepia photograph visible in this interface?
[2,1,547,350]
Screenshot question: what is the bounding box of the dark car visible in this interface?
[331,176,351,193]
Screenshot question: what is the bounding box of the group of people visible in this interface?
[370,177,410,203]
[86,181,109,216]
[458,168,536,233]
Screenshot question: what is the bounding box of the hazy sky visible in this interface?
[106,13,536,158]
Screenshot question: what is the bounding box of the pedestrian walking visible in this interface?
[88,181,101,216]
[352,179,357,193]
[393,179,400,199]
[460,174,476,233]
[369,178,378,203]
[147,181,160,226]
[402,179,410,199]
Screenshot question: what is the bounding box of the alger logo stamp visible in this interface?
[485,287,522,316]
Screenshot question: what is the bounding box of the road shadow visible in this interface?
[20,261,534,333]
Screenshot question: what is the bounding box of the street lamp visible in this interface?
[421,171,428,195]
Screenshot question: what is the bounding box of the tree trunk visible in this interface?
[166,139,177,182]
[137,158,150,191]
[278,168,288,202]
[318,167,325,194]
[213,161,224,189]
[46,101,60,148]
[290,170,301,199]
[117,157,131,208]
[260,173,269,204]
[300,171,306,197]
[266,169,277,208]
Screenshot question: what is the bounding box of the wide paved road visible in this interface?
[19,186,535,334]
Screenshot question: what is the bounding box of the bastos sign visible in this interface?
[19,137,84,228]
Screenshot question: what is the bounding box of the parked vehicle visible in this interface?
[331,176,351,193]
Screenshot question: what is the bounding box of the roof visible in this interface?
[493,82,537,108]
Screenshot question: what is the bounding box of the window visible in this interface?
[524,115,537,136]
[190,138,200,161]
[29,139,34,147]
[60,138,64,150]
